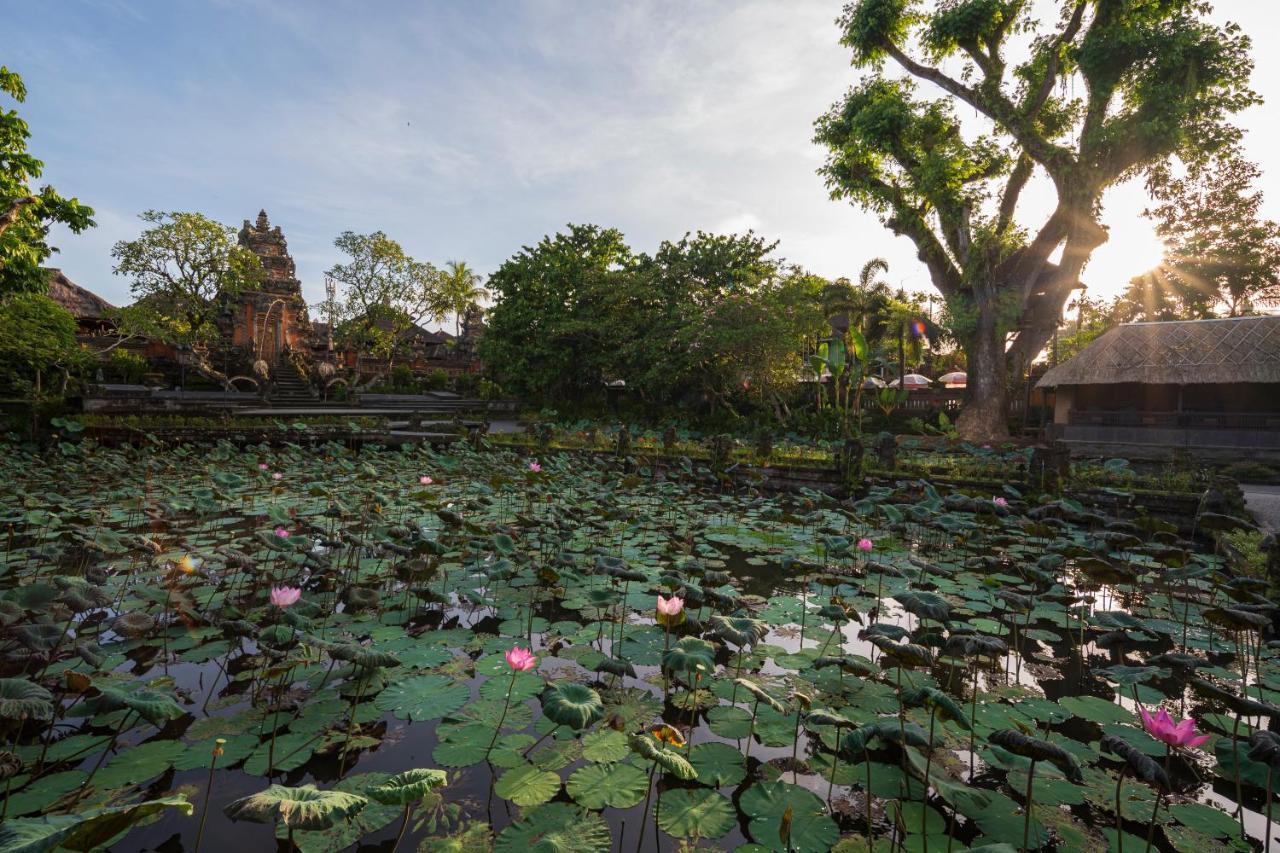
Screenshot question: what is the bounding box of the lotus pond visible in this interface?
[0,438,1277,852]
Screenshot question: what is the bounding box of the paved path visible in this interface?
[1242,484,1280,533]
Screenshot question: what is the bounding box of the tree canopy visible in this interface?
[0,291,82,397]
[325,231,442,375]
[0,66,94,294]
[1134,155,1280,318]
[480,225,827,418]
[815,0,1258,439]
[112,211,263,349]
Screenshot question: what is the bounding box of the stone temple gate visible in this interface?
[225,210,313,366]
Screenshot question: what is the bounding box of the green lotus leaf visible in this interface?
[689,741,747,787]
[733,678,786,713]
[0,678,54,721]
[707,614,769,648]
[367,768,448,805]
[988,730,1083,783]
[661,637,716,678]
[224,784,367,831]
[658,788,737,839]
[493,763,561,807]
[566,761,648,809]
[540,682,604,731]
[0,795,193,853]
[739,781,838,852]
[581,729,630,763]
[896,590,952,623]
[628,734,697,780]
[494,802,611,853]
[81,687,184,728]
[900,686,972,730]
[373,674,469,721]
[323,642,399,669]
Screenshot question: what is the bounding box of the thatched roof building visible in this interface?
[1038,315,1280,455]
[46,269,116,322]
[1038,315,1280,388]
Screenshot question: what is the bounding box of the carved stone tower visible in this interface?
[229,210,313,364]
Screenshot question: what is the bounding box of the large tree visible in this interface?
[1138,155,1280,317]
[112,211,263,384]
[481,224,635,403]
[325,230,442,381]
[814,0,1257,439]
[0,66,94,294]
[480,225,828,418]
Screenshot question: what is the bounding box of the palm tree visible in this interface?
[439,261,485,339]
[853,258,891,336]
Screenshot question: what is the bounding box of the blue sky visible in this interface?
[10,1,1279,323]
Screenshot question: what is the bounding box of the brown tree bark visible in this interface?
[955,290,1010,441]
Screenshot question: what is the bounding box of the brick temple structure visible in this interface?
[226,210,313,365]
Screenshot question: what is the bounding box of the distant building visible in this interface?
[45,268,116,335]
[1038,315,1280,453]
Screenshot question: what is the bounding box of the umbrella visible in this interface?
[887,374,932,389]
[939,371,967,388]
[862,376,886,389]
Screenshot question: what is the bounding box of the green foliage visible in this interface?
[0,293,83,398]
[0,66,95,295]
[0,795,192,852]
[1137,155,1280,317]
[326,230,442,372]
[106,349,149,384]
[481,225,826,416]
[112,211,262,348]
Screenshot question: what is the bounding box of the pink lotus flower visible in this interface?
[419,475,433,485]
[1139,705,1210,749]
[857,538,874,553]
[657,595,685,616]
[258,463,269,471]
[272,472,283,481]
[274,526,290,539]
[269,586,301,608]
[528,461,542,473]
[504,646,537,671]
[993,496,1008,508]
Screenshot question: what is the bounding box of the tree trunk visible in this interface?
[955,297,1009,441]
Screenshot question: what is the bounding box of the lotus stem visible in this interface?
[485,669,518,761]
[1023,759,1036,852]
[193,740,223,853]
[1144,790,1162,853]
[826,748,838,805]
[1113,766,1127,853]
[521,724,559,758]
[636,762,656,853]
[75,709,133,804]
[1265,766,1274,853]
[392,801,412,853]
[865,745,874,841]
[744,697,760,765]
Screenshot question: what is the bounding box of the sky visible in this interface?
[9,0,1280,325]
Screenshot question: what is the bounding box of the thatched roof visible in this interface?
[46,269,115,320]
[1037,315,1280,388]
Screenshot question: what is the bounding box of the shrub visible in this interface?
[107,350,149,384]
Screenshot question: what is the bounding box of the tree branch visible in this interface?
[1021,0,1088,121]
[997,156,1033,235]
[0,196,37,238]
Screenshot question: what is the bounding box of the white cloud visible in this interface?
[25,0,1280,314]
